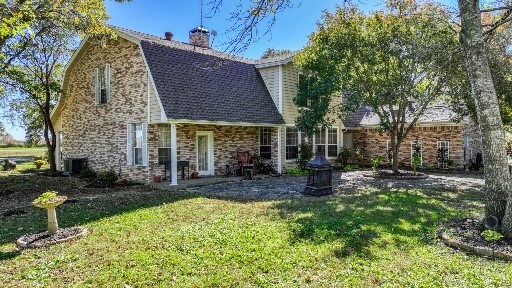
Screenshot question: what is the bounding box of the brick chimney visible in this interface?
[164,32,173,41]
[189,26,210,48]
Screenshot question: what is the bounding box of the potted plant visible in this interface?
[34,159,47,169]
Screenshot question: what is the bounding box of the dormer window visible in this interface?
[94,64,110,104]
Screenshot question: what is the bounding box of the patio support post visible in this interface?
[55,132,61,171]
[170,123,178,186]
[277,127,282,174]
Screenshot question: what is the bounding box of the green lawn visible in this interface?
[0,176,510,287]
[0,147,46,158]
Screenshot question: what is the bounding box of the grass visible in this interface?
[0,176,511,287]
[0,147,46,158]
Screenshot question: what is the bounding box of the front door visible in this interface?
[196,132,214,175]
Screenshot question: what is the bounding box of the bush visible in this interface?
[336,148,352,167]
[286,169,309,175]
[97,170,118,183]
[34,159,47,169]
[343,164,360,171]
[372,156,382,173]
[412,155,421,174]
[296,143,314,171]
[481,230,503,242]
[79,168,97,179]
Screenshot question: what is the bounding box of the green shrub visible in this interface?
[79,168,97,178]
[33,159,47,169]
[412,155,421,174]
[343,164,360,171]
[336,148,352,167]
[481,230,503,242]
[286,169,309,175]
[97,170,118,183]
[372,156,382,173]
[296,143,314,171]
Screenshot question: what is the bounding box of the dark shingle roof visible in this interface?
[114,26,284,125]
[344,103,458,128]
[140,41,284,124]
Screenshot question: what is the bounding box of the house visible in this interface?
[51,25,480,184]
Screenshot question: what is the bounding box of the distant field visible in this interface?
[0,147,46,158]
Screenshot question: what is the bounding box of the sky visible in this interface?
[3,0,456,140]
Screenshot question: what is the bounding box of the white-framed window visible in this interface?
[311,127,338,158]
[259,127,272,159]
[158,124,171,165]
[411,140,423,165]
[286,127,300,160]
[94,64,110,104]
[437,140,450,168]
[126,123,147,166]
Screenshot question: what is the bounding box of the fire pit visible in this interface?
[304,152,333,196]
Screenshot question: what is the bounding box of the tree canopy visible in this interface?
[294,0,461,172]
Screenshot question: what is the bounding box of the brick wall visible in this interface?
[60,38,150,182]
[148,124,279,179]
[351,125,464,168]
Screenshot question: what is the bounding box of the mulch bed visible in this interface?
[441,218,512,260]
[363,170,428,179]
[16,227,87,249]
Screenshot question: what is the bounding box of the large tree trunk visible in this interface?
[390,131,400,173]
[458,0,512,235]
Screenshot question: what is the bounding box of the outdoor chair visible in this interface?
[237,151,255,179]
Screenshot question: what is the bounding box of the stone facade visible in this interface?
[351,125,464,168]
[60,38,151,182]
[148,124,279,179]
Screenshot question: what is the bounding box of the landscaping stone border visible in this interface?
[440,232,512,261]
[16,227,88,249]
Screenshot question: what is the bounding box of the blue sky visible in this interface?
[3,0,456,140]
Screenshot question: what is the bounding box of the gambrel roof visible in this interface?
[116,27,285,125]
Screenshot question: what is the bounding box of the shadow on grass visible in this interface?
[270,188,481,259]
[0,173,485,262]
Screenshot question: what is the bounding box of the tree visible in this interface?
[294,1,461,173]
[0,0,129,72]
[260,48,293,59]
[1,27,76,173]
[457,0,512,236]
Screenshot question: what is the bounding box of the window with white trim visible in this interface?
[327,128,338,157]
[133,123,143,165]
[286,127,299,160]
[158,125,171,165]
[311,127,338,158]
[437,140,450,168]
[260,127,272,159]
[411,140,423,165]
[94,64,110,104]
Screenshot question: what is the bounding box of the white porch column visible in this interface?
[55,132,61,171]
[277,127,282,174]
[170,123,178,186]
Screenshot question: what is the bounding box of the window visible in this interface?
[437,141,450,168]
[158,125,172,165]
[327,128,338,157]
[133,123,143,165]
[260,127,272,159]
[315,128,326,156]
[286,127,299,160]
[95,64,110,104]
[411,140,422,165]
[311,127,338,158]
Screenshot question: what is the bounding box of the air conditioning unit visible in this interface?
[63,158,88,175]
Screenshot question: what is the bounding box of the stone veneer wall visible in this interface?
[351,125,464,168]
[148,124,279,179]
[462,122,483,165]
[60,38,150,182]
